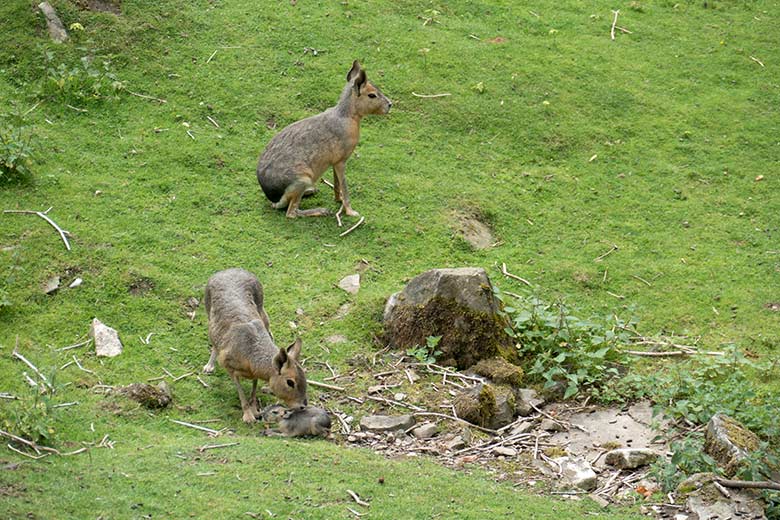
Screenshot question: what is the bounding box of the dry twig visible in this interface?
[4,208,71,251]
[716,478,780,492]
[309,379,345,392]
[198,442,239,452]
[411,92,451,98]
[339,216,365,237]
[170,419,221,436]
[346,489,370,507]
[500,262,532,287]
[610,10,620,40]
[12,344,53,391]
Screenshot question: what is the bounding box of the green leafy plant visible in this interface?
[0,376,58,445]
[649,436,720,491]
[41,52,124,103]
[499,291,631,399]
[406,335,442,364]
[0,107,37,181]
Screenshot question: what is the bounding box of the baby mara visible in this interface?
[260,404,332,438]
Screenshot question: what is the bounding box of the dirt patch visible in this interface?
[0,483,26,497]
[75,0,121,14]
[128,276,154,296]
[765,302,780,312]
[450,210,496,250]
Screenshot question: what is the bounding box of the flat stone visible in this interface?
[338,274,360,295]
[554,456,598,491]
[493,446,517,457]
[90,318,123,357]
[443,435,466,451]
[679,473,767,520]
[604,448,659,469]
[515,388,545,416]
[412,422,438,439]
[44,275,60,295]
[510,420,535,435]
[540,418,565,432]
[359,414,415,432]
[325,334,347,344]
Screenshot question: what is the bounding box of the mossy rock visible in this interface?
[383,268,518,369]
[472,357,523,386]
[118,381,172,409]
[453,383,516,430]
[703,413,760,477]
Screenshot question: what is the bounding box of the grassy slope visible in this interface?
[0,0,778,517]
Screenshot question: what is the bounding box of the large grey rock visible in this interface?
[359,414,415,432]
[515,388,545,416]
[703,413,760,477]
[90,318,123,357]
[383,268,517,369]
[38,2,68,43]
[554,456,598,491]
[604,448,659,469]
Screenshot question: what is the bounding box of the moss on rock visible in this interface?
[472,357,524,386]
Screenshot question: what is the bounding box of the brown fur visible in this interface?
[260,404,331,438]
[203,268,308,423]
[257,60,392,218]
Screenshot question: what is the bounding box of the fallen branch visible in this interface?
[4,208,71,251]
[308,379,345,392]
[411,92,451,98]
[500,262,532,287]
[749,56,765,67]
[610,10,620,41]
[339,216,365,237]
[716,478,780,492]
[0,429,60,454]
[173,371,194,382]
[196,376,210,388]
[7,444,49,460]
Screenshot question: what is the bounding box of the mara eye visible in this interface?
[368,93,377,98]
[286,379,295,388]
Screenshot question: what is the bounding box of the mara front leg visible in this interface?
[334,160,359,216]
[230,374,257,423]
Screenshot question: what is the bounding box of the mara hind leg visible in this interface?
[274,177,331,218]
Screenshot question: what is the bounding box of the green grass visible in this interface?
[1,0,778,517]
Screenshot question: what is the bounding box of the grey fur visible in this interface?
[260,404,332,438]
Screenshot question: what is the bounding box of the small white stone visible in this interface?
[338,274,360,295]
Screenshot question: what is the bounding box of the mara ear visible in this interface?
[353,69,367,96]
[346,60,362,81]
[286,337,302,360]
[273,346,288,373]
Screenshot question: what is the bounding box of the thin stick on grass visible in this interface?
[126,89,167,104]
[346,489,370,507]
[55,338,92,351]
[52,401,79,409]
[411,92,451,98]
[610,10,620,41]
[500,262,532,287]
[206,115,220,128]
[196,376,210,388]
[632,275,652,287]
[339,216,364,237]
[173,372,194,382]
[321,177,334,189]
[12,346,53,391]
[7,444,49,460]
[0,393,18,400]
[0,429,60,454]
[594,244,618,262]
[198,442,240,453]
[335,205,343,227]
[749,56,765,67]
[72,355,95,375]
[170,419,221,435]
[66,104,87,113]
[4,208,71,251]
[206,49,218,63]
[308,379,345,392]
